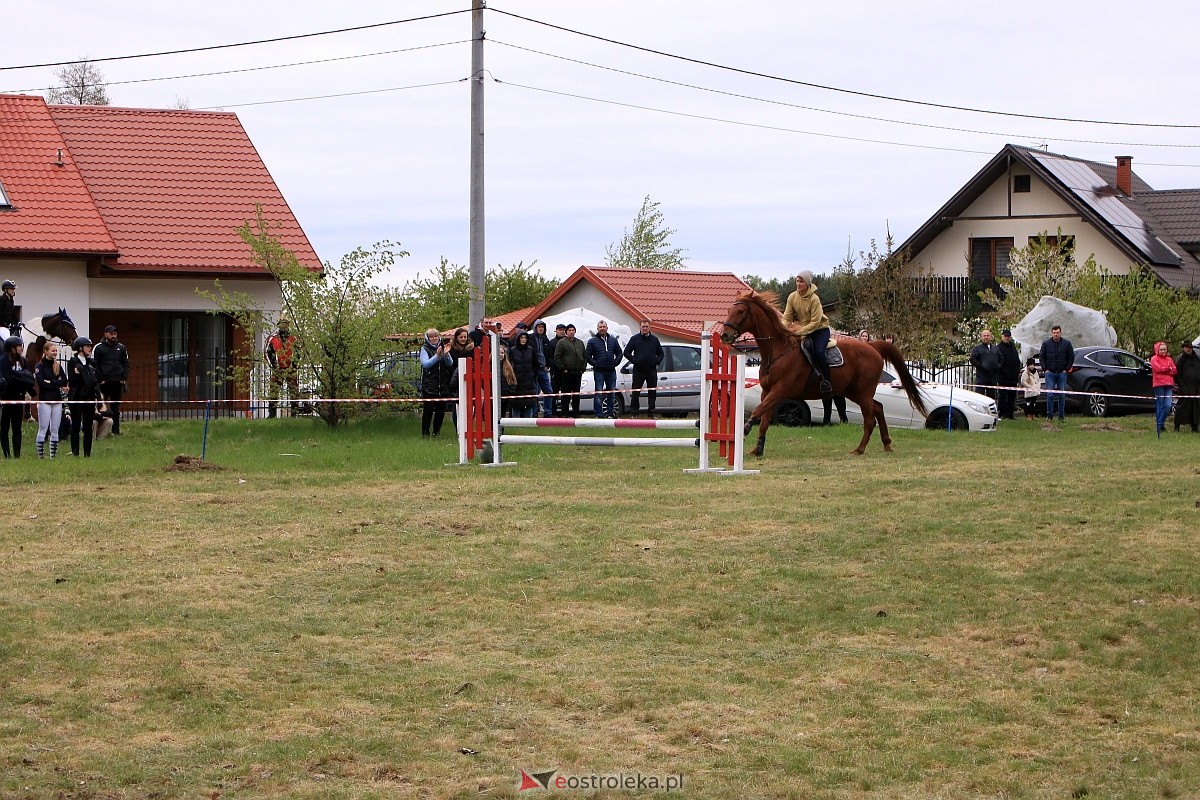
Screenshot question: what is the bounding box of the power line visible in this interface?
[0,9,473,71]
[494,78,994,156]
[4,41,469,96]
[194,79,464,110]
[491,39,1200,151]
[488,6,1200,130]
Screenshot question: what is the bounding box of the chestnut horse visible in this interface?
[720,290,927,457]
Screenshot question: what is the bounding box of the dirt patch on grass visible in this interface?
[1079,422,1128,432]
[167,454,224,471]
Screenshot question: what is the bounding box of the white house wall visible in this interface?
[911,171,1137,277]
[545,281,692,346]
[1,255,279,342]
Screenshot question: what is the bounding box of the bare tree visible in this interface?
[47,59,110,105]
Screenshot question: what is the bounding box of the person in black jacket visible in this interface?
[969,329,1003,402]
[92,325,130,435]
[1175,340,1200,433]
[507,330,539,418]
[67,336,103,457]
[0,280,18,338]
[622,319,664,418]
[418,329,455,438]
[33,341,67,459]
[1039,325,1075,421]
[0,336,32,458]
[996,329,1022,420]
[585,320,623,419]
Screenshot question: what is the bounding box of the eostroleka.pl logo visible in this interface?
[518,769,685,792]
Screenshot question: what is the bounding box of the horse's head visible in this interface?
[41,308,77,342]
[720,290,779,345]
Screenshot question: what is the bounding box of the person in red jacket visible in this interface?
[1149,341,1178,438]
[265,316,300,418]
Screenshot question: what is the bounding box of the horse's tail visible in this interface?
[871,341,928,417]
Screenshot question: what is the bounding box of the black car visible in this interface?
[1044,345,1157,417]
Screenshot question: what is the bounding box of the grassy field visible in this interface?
[1,413,1197,799]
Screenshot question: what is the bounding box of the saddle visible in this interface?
[800,337,843,368]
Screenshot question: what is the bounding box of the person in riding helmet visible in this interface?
[0,280,17,338]
[67,336,103,457]
[782,270,833,395]
[1,335,31,458]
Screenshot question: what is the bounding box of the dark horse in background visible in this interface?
[720,290,927,457]
[24,308,78,367]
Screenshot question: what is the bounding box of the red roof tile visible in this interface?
[526,267,752,341]
[0,95,117,255]
[47,103,319,275]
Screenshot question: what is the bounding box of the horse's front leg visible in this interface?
[746,391,783,457]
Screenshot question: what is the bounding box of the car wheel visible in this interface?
[1084,382,1109,417]
[615,395,626,416]
[925,407,969,431]
[773,399,811,427]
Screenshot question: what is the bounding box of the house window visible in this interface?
[970,238,1014,283]
[1013,174,1031,193]
[0,178,11,209]
[1030,234,1075,264]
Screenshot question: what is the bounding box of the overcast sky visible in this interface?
[4,1,1197,289]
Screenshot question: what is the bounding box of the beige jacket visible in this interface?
[782,285,829,336]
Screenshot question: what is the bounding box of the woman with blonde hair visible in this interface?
[33,341,67,458]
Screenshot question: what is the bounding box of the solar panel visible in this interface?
[1030,152,1181,266]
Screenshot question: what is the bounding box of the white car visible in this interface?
[745,368,999,432]
[578,343,759,415]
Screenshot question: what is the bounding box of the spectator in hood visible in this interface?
[996,329,1022,420]
[506,329,539,418]
[531,320,555,417]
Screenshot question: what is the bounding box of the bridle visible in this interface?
[721,300,772,342]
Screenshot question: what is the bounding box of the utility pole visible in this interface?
[468,0,486,328]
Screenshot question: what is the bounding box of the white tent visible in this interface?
[1012,296,1116,357]
[536,307,633,343]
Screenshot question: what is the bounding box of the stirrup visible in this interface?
[820,379,832,395]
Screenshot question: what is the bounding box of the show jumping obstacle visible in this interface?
[456,330,757,475]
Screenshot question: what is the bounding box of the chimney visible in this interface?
[1115,155,1133,196]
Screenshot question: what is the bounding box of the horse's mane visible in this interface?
[734,289,791,335]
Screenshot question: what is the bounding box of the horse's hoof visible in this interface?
[743,421,753,437]
[753,445,764,457]
[883,444,894,452]
[851,448,865,455]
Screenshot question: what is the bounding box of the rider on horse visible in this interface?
[782,270,833,395]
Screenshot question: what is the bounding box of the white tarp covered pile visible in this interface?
[1011,296,1116,358]
[536,307,633,343]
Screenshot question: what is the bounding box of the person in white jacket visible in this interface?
[1019,358,1041,420]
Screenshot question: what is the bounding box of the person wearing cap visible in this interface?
[996,329,1022,420]
[265,316,300,418]
[1174,339,1200,433]
[92,324,130,435]
[0,280,18,338]
[782,270,833,394]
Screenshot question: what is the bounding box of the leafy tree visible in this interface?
[975,229,1200,356]
[47,59,110,105]
[1095,268,1200,355]
[199,208,407,427]
[389,259,559,332]
[605,195,687,270]
[842,235,946,360]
